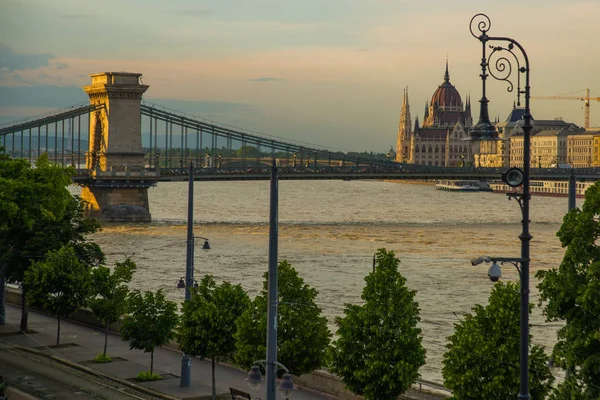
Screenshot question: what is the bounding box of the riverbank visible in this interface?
[2,287,450,399]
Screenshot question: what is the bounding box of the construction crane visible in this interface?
[531,88,600,129]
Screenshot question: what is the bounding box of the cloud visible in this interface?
[167,9,214,17]
[249,77,286,82]
[0,44,55,71]
[60,14,96,19]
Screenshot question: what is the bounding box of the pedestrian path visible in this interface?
[0,304,334,400]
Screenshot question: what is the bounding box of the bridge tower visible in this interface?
[81,72,154,222]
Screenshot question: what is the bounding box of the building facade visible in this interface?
[395,62,472,166]
[567,130,597,167]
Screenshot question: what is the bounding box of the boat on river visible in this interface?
[435,180,492,192]
[489,180,594,198]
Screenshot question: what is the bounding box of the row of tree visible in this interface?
[2,147,598,399]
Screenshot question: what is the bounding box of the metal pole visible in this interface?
[520,65,532,400]
[180,161,194,387]
[0,276,5,325]
[266,158,279,400]
[568,168,576,211]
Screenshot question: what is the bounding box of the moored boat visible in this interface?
[489,180,594,198]
[435,180,491,192]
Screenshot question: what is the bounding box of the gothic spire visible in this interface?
[444,56,450,83]
[395,85,412,161]
[424,101,429,119]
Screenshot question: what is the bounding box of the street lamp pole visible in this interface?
[470,14,531,400]
[266,158,279,400]
[181,161,195,387]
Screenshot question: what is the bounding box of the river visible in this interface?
[72,180,578,383]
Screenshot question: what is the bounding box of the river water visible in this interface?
[72,180,578,383]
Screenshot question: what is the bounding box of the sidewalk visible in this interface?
[0,304,333,400]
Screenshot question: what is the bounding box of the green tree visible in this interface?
[177,275,249,400]
[537,181,600,399]
[89,257,137,358]
[329,249,425,400]
[24,245,93,347]
[442,282,554,400]
[235,260,331,377]
[0,153,102,332]
[121,289,178,374]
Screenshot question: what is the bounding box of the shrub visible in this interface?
[93,354,112,363]
[136,372,162,382]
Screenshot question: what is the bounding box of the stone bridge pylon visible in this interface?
[81,72,156,222]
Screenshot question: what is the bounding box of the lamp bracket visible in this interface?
[507,192,525,213]
[252,360,290,374]
[489,257,528,277]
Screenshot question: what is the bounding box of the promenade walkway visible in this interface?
[0,304,333,400]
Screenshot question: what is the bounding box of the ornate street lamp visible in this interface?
[470,13,532,400]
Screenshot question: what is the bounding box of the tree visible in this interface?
[329,249,425,400]
[177,275,249,400]
[24,245,93,347]
[89,257,137,359]
[120,289,178,374]
[536,181,600,399]
[0,153,102,332]
[442,282,554,400]
[235,260,331,377]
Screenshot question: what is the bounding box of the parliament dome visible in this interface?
[430,62,462,110]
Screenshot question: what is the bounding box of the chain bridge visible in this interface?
[1,72,599,222]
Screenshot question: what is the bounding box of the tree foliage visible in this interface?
[329,249,425,400]
[25,245,93,346]
[235,260,331,377]
[442,282,554,400]
[178,275,249,399]
[0,153,72,229]
[536,181,600,399]
[0,153,102,332]
[120,289,178,374]
[89,257,137,357]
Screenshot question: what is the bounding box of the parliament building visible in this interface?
[395,62,473,166]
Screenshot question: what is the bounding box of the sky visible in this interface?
[1,0,599,152]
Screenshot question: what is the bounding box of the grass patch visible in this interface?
[93,354,112,363]
[136,371,163,382]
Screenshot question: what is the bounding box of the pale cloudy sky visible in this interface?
[1,0,599,151]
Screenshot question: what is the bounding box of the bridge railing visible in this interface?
[143,164,600,178]
[74,166,160,179]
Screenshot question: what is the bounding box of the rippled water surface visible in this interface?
[73,180,579,383]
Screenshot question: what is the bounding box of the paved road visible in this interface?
[0,345,167,400]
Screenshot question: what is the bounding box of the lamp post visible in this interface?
[179,162,211,387]
[246,360,295,400]
[265,158,279,400]
[470,13,532,399]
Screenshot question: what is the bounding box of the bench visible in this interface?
[230,387,252,400]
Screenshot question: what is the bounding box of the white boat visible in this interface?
[489,180,595,198]
[435,180,491,192]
